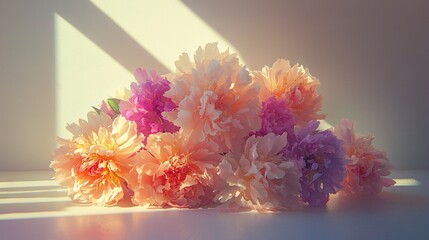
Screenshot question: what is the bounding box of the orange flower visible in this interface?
[253,59,325,126]
[50,112,144,206]
[163,43,261,151]
[127,131,221,208]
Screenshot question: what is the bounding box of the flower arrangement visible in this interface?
[51,43,395,212]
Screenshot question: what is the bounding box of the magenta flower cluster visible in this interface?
[254,96,295,138]
[120,69,179,142]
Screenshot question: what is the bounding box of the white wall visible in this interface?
[0,0,428,170]
[0,1,56,171]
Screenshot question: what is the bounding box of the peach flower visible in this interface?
[128,131,221,208]
[216,133,302,212]
[163,43,261,151]
[50,112,144,206]
[252,59,324,127]
[333,119,395,195]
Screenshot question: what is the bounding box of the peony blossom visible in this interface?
[120,68,179,143]
[253,96,295,138]
[216,133,302,212]
[127,131,221,208]
[252,59,324,127]
[50,112,144,206]
[333,119,395,195]
[163,43,261,151]
[283,121,346,207]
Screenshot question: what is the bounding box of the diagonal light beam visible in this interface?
[90,0,245,71]
[54,0,168,73]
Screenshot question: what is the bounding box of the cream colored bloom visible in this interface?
[163,43,261,151]
[216,133,302,212]
[50,112,144,206]
[252,59,324,126]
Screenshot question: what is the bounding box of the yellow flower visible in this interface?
[51,112,144,206]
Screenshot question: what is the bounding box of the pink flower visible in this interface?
[216,133,302,212]
[163,43,261,151]
[252,59,325,127]
[254,96,295,137]
[127,132,221,208]
[333,119,395,196]
[120,69,179,143]
[50,112,144,206]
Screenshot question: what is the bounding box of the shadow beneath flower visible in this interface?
[328,192,429,213]
[115,198,135,208]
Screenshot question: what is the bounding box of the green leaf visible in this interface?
[92,106,101,114]
[107,98,121,114]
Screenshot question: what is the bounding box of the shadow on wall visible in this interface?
[54,1,167,74]
[183,0,429,169]
[0,0,164,171]
[0,1,56,171]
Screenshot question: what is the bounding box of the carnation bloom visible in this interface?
[333,119,395,195]
[216,133,302,212]
[252,59,324,127]
[127,132,221,208]
[50,112,144,206]
[284,121,346,206]
[253,96,295,138]
[120,68,179,143]
[163,43,261,151]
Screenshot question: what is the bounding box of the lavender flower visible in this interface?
[283,121,346,206]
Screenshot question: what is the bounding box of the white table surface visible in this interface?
[0,170,428,240]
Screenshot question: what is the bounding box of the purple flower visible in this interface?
[120,68,179,142]
[283,121,346,207]
[254,96,295,137]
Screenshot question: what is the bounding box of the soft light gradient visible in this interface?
[0,1,428,171]
[54,13,131,138]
